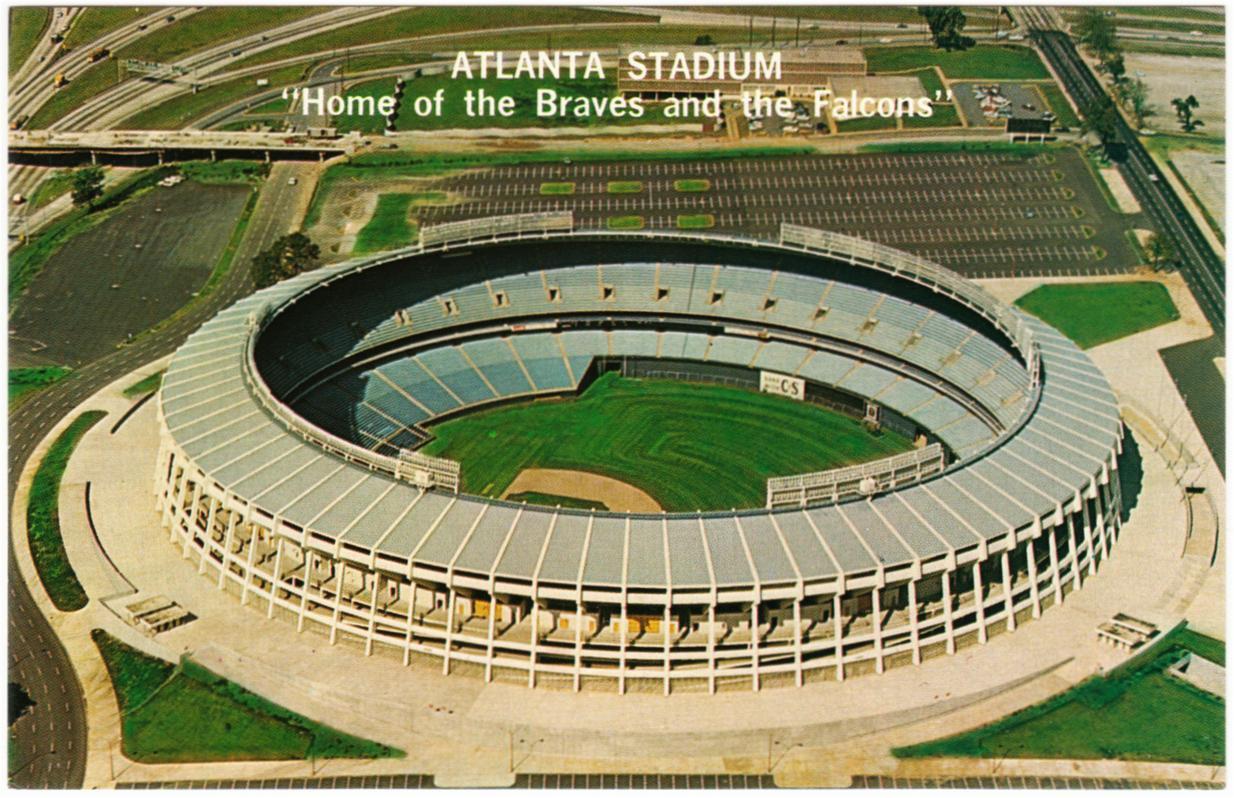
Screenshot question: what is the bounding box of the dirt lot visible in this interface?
[1170,148,1225,233]
[10,181,250,367]
[1124,51,1225,138]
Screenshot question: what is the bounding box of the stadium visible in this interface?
[155,213,1124,694]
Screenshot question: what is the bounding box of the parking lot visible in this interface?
[414,148,1138,277]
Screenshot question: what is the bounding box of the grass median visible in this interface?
[10,366,71,405]
[27,411,106,612]
[91,629,403,762]
[1015,281,1179,349]
[607,180,644,194]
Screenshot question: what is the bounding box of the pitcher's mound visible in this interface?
[501,468,662,513]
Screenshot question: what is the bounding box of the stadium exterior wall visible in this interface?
[154,222,1124,693]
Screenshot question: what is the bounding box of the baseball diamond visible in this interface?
[155,214,1123,694]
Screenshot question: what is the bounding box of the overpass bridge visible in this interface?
[8,130,354,167]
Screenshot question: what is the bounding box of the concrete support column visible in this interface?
[1000,549,1015,631]
[707,603,717,694]
[1079,495,1097,576]
[907,579,921,665]
[218,512,238,590]
[527,598,540,689]
[365,574,382,656]
[572,600,584,692]
[1066,512,1083,589]
[1094,489,1111,560]
[329,562,348,645]
[484,595,498,681]
[199,498,219,575]
[296,549,313,632]
[1026,537,1041,618]
[750,600,761,691]
[181,482,203,558]
[792,599,804,687]
[973,561,987,644]
[403,582,417,667]
[871,587,884,674]
[662,602,672,696]
[442,587,458,675]
[267,538,285,619]
[1047,526,1063,606]
[832,593,845,681]
[618,600,628,695]
[239,527,259,606]
[942,572,956,655]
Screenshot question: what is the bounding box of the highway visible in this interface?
[1017,6,1225,338]
[7,162,315,787]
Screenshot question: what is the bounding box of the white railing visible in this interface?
[767,443,946,509]
[419,211,574,248]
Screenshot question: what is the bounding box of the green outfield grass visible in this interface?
[893,626,1224,764]
[421,373,914,511]
[91,630,401,763]
[673,179,711,192]
[607,181,644,194]
[28,411,106,611]
[9,7,50,77]
[865,45,1050,80]
[9,366,71,403]
[1015,282,1179,349]
[539,182,576,196]
[676,213,715,229]
[606,215,645,230]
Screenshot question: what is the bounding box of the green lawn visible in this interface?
[1015,282,1179,349]
[606,215,645,230]
[10,366,71,403]
[353,192,447,254]
[607,181,644,194]
[1039,83,1081,128]
[894,627,1224,764]
[231,7,640,70]
[121,7,326,64]
[63,7,156,49]
[677,213,715,229]
[903,104,962,129]
[421,373,914,511]
[9,7,50,77]
[673,179,711,192]
[539,182,576,196]
[27,170,75,210]
[121,63,308,130]
[91,630,402,763]
[122,371,163,399]
[28,411,106,611]
[178,160,269,184]
[866,45,1050,80]
[506,491,607,511]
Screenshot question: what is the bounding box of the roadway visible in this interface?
[1017,6,1225,338]
[7,162,315,787]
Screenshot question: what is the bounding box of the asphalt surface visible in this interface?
[7,162,315,788]
[1022,9,1225,337]
[411,149,1137,277]
[1159,335,1225,476]
[11,181,251,367]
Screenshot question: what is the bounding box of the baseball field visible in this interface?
[420,373,915,512]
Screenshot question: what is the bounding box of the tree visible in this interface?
[1073,8,1117,60]
[917,6,968,50]
[693,34,714,46]
[70,166,104,208]
[1119,78,1152,128]
[252,232,320,288]
[1100,52,1126,85]
[1145,233,1176,271]
[1171,95,1203,133]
